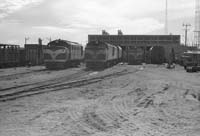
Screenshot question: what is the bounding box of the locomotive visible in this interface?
[44,39,84,69]
[85,41,122,69]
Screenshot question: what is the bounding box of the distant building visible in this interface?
[88,34,180,46]
[88,34,182,63]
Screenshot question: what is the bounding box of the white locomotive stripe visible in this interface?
[44,49,67,60]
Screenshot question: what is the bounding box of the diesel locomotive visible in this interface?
[44,39,84,69]
[85,41,122,69]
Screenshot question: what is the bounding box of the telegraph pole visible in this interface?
[183,23,191,46]
[25,37,30,45]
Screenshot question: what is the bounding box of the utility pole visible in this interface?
[25,37,30,45]
[183,23,191,46]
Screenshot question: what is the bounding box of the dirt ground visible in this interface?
[0,64,200,136]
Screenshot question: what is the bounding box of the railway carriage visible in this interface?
[85,41,122,69]
[44,39,84,69]
[0,44,20,68]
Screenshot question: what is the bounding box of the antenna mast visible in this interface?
[165,0,168,35]
[194,0,200,48]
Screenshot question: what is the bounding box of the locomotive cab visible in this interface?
[85,41,108,68]
[85,41,120,69]
[85,47,107,60]
[44,39,83,69]
[44,46,69,61]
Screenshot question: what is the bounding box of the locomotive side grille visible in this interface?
[85,48,106,60]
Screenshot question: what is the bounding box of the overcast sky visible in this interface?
[0,0,195,46]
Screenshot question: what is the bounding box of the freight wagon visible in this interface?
[44,39,84,69]
[85,41,122,69]
[0,44,20,68]
[19,48,26,66]
[25,44,45,66]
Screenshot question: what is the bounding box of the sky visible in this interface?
[0,0,196,46]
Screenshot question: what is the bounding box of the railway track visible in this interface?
[0,68,48,81]
[0,69,137,102]
[0,68,90,92]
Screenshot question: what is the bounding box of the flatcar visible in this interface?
[44,39,84,69]
[85,41,122,69]
[0,44,20,68]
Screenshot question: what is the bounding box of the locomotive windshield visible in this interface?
[85,47,106,60]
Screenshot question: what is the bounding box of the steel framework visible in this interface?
[194,0,200,48]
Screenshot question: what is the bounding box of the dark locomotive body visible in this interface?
[44,39,84,69]
[85,41,122,69]
[0,44,20,68]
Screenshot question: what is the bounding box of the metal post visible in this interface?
[25,37,29,45]
[183,23,191,46]
[165,0,168,35]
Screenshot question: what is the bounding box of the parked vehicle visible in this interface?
[44,39,84,69]
[182,51,200,72]
[0,44,20,68]
[85,41,122,69]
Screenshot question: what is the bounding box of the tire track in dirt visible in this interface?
[68,104,96,134]
[0,68,89,92]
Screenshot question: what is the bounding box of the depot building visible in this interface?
[88,30,186,64]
